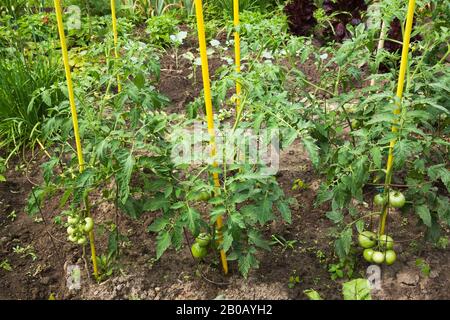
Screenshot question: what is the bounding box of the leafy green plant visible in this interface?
[0,49,63,162]
[288,270,300,289]
[271,234,297,252]
[0,259,12,272]
[342,278,371,300]
[415,258,431,277]
[13,245,37,261]
[145,13,181,47]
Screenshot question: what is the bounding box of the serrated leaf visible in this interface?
[416,205,432,227]
[248,230,271,251]
[147,217,169,232]
[370,146,381,169]
[282,128,297,148]
[238,251,259,278]
[230,211,246,228]
[186,207,200,234]
[326,210,343,224]
[117,151,134,204]
[427,165,450,192]
[258,198,275,224]
[303,136,320,167]
[367,112,397,125]
[277,200,291,223]
[342,279,371,300]
[335,228,352,260]
[155,231,171,259]
[304,289,323,300]
[143,195,169,212]
[222,231,233,252]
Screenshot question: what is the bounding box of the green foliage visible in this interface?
[145,13,181,47]
[342,278,371,300]
[304,289,322,300]
[0,48,63,162]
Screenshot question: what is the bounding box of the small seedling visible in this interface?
[415,259,431,277]
[288,270,300,289]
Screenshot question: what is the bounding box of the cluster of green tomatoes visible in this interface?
[358,231,397,265]
[373,190,406,208]
[191,232,214,259]
[66,214,94,245]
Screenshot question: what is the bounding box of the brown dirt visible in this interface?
[158,33,226,116]
[0,29,448,300]
[1,141,449,300]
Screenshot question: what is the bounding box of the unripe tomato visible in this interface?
[67,226,75,235]
[374,194,386,206]
[358,231,377,248]
[194,191,211,201]
[363,248,374,263]
[191,243,207,259]
[77,236,87,245]
[389,191,406,208]
[372,251,385,264]
[195,233,211,247]
[378,234,394,250]
[83,217,94,233]
[68,234,78,243]
[67,216,79,225]
[351,119,361,130]
[385,250,397,265]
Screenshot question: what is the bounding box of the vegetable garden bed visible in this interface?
[0,0,449,300]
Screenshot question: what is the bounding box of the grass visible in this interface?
[0,49,63,162]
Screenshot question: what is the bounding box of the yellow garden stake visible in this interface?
[54,0,99,279]
[194,0,228,275]
[379,0,416,235]
[233,0,241,114]
[110,0,121,92]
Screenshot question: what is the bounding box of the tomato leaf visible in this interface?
[156,231,171,260]
[342,279,371,300]
[416,205,432,227]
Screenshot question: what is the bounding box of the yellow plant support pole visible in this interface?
[54,0,99,279]
[194,0,228,275]
[233,0,241,113]
[379,0,416,235]
[110,0,121,92]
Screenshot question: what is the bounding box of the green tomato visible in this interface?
[351,119,361,130]
[195,233,211,247]
[77,236,87,245]
[378,234,394,250]
[389,191,406,208]
[385,250,397,265]
[194,191,211,202]
[363,248,374,263]
[372,251,385,264]
[67,216,79,225]
[374,194,386,206]
[191,243,207,259]
[358,231,377,248]
[67,226,75,235]
[83,217,94,233]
